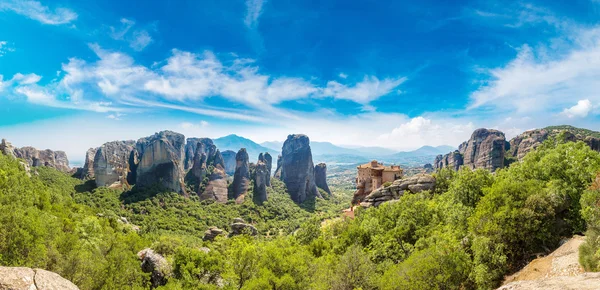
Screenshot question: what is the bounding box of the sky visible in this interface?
[2,0,600,162]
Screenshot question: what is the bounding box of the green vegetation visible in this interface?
[545,125,600,138]
[4,137,600,289]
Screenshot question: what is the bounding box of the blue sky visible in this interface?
[1,0,600,161]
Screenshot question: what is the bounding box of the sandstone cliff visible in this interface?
[93,140,136,188]
[508,127,600,161]
[360,174,436,208]
[314,163,331,195]
[135,131,186,194]
[279,134,320,203]
[263,152,273,186]
[1,140,71,173]
[221,150,237,175]
[253,158,268,203]
[435,128,505,171]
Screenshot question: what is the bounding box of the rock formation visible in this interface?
[273,155,283,179]
[0,139,16,158]
[423,163,434,173]
[135,131,186,194]
[229,218,258,236]
[253,158,268,203]
[203,227,225,241]
[314,163,331,195]
[264,152,273,186]
[137,248,171,288]
[78,148,97,179]
[198,164,229,203]
[93,141,136,188]
[279,134,320,203]
[434,150,464,171]
[0,266,79,290]
[184,138,215,171]
[360,174,436,208]
[221,150,237,175]
[231,148,250,201]
[3,143,71,173]
[508,129,550,160]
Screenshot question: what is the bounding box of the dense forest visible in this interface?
[2,135,600,289]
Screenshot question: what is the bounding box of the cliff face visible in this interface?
[93,141,136,188]
[279,134,320,203]
[508,129,550,160]
[1,140,71,173]
[253,159,268,203]
[184,138,215,171]
[434,150,464,171]
[434,128,505,172]
[221,150,237,175]
[314,163,331,195]
[135,131,186,194]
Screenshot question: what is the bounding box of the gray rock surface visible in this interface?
[80,148,97,179]
[0,266,79,290]
[8,145,71,173]
[229,218,258,236]
[231,148,250,201]
[264,152,272,186]
[461,128,506,171]
[314,163,331,195]
[279,134,320,203]
[434,150,464,171]
[203,227,225,241]
[137,248,171,288]
[135,131,186,194]
[273,155,282,179]
[508,129,550,160]
[198,164,229,203]
[0,139,16,158]
[93,141,135,188]
[360,174,436,208]
[253,159,268,203]
[221,150,237,175]
[184,138,215,171]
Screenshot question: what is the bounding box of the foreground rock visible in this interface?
[0,266,79,290]
[138,248,171,288]
[203,227,225,241]
[279,134,320,203]
[93,141,136,188]
[135,131,186,194]
[230,218,258,236]
[498,235,600,290]
[314,163,331,195]
[360,174,436,208]
[231,149,250,201]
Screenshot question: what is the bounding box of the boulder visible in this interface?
[253,159,268,203]
[279,134,320,203]
[314,163,331,195]
[229,218,258,236]
[135,131,186,194]
[231,148,250,201]
[360,174,436,208]
[137,248,171,288]
[93,141,135,188]
[221,150,237,175]
[203,227,225,241]
[0,266,79,290]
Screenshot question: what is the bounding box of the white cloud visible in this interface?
[0,0,77,25]
[377,117,475,149]
[130,30,153,51]
[244,0,265,28]
[0,41,15,56]
[561,99,593,118]
[110,18,135,40]
[11,73,42,85]
[338,72,348,79]
[323,76,406,104]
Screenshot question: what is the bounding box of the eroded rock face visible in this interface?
[135,131,186,194]
[264,152,273,186]
[203,227,225,241]
[314,163,331,195]
[184,138,215,171]
[0,139,16,158]
[221,150,237,175]
[273,155,283,179]
[360,174,436,208]
[137,248,171,288]
[0,266,79,290]
[508,129,550,160]
[93,141,136,188]
[434,150,464,171]
[229,218,258,236]
[279,134,320,203]
[231,148,250,201]
[198,164,229,203]
[10,145,71,173]
[461,129,506,171]
[79,148,97,179]
[253,159,268,203]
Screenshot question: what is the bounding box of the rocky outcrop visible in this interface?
[229,218,258,236]
[423,163,434,173]
[279,134,320,203]
[221,150,237,175]
[264,152,272,186]
[137,248,171,288]
[360,174,436,208]
[273,155,283,179]
[203,227,225,241]
[135,131,186,194]
[184,138,215,171]
[314,163,331,195]
[188,139,225,188]
[434,150,464,171]
[231,149,250,201]
[461,129,505,171]
[0,266,79,290]
[198,165,229,203]
[78,148,97,179]
[6,145,71,173]
[508,129,550,160]
[93,141,135,188]
[253,159,268,203]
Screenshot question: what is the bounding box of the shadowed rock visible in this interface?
[314,163,331,195]
[253,159,268,203]
[273,155,282,179]
[264,152,273,186]
[231,148,250,201]
[229,218,258,236]
[203,227,225,241]
[138,248,171,288]
[279,134,320,203]
[221,150,237,175]
[184,138,214,170]
[434,150,464,171]
[10,145,71,173]
[135,131,186,194]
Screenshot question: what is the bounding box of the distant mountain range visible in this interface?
[214,134,453,166]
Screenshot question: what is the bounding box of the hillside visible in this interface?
[544,125,600,138]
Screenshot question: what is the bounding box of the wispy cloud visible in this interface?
[244,0,265,28]
[0,41,15,57]
[323,76,406,104]
[0,0,77,25]
[109,18,153,51]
